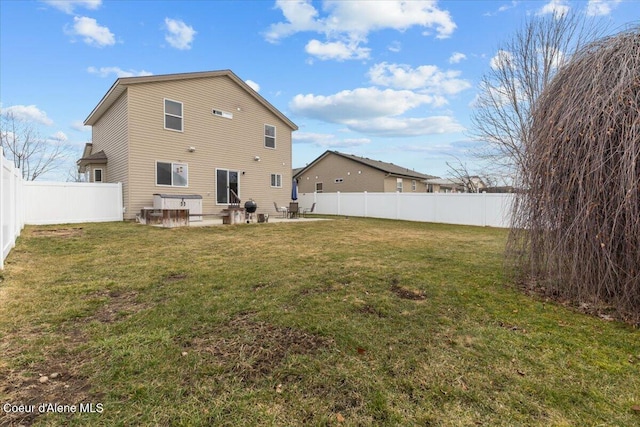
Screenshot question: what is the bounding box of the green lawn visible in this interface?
[1,218,638,426]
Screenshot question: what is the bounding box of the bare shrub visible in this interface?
[509,26,640,323]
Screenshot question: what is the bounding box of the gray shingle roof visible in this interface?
[294,150,437,180]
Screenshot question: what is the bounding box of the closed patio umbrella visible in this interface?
[291,179,298,201]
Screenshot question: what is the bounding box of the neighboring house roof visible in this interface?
[76,145,107,172]
[77,149,108,166]
[84,70,298,130]
[294,150,437,180]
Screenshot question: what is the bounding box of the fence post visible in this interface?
[337,191,341,215]
[1,147,4,269]
[482,192,487,227]
[364,191,368,217]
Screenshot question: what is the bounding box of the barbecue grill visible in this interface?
[244,200,257,223]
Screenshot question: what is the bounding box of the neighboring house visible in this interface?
[78,70,297,220]
[424,176,487,193]
[293,150,436,194]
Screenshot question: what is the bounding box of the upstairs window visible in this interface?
[164,99,183,132]
[264,124,276,149]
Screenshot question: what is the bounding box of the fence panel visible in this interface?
[23,181,123,225]
[298,191,514,228]
[1,148,24,269]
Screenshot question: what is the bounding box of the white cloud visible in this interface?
[265,0,456,60]
[67,16,115,47]
[294,132,371,148]
[368,62,471,95]
[320,0,456,39]
[586,0,621,16]
[71,120,91,132]
[264,0,323,42]
[87,66,153,78]
[1,105,53,126]
[387,41,402,53]
[290,87,437,123]
[347,116,464,137]
[305,39,370,61]
[245,80,260,92]
[51,131,68,141]
[42,0,101,14]
[484,1,518,16]
[449,52,467,64]
[164,18,196,50]
[490,49,514,70]
[537,0,570,17]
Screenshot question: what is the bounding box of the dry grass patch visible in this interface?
[190,312,333,382]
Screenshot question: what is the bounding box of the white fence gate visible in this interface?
[297,191,515,228]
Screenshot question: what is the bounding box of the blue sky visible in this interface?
[1,0,638,180]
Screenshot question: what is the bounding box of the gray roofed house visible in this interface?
[293,150,437,194]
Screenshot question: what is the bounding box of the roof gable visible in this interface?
[295,150,437,180]
[84,70,297,130]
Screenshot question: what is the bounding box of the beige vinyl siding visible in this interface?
[125,75,292,218]
[296,153,386,194]
[383,176,428,192]
[91,92,129,212]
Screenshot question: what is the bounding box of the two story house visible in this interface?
[78,70,297,220]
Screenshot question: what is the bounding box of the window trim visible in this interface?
[412,180,417,191]
[264,124,276,149]
[270,173,282,188]
[155,160,189,187]
[315,182,323,193]
[164,98,183,132]
[93,168,103,183]
[396,178,403,193]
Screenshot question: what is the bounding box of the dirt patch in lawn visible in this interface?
[86,289,148,323]
[30,228,84,238]
[191,313,333,382]
[392,285,426,301]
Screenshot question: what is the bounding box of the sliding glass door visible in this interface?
[216,169,240,204]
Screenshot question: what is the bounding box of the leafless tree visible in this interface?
[509,26,640,323]
[445,155,497,193]
[0,111,68,180]
[470,12,602,186]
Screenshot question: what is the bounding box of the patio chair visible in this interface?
[289,202,299,219]
[273,202,288,218]
[302,202,316,217]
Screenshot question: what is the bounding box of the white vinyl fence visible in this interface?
[0,148,124,268]
[23,181,123,225]
[298,191,515,228]
[1,147,25,269]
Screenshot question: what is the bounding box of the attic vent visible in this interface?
[212,109,233,119]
